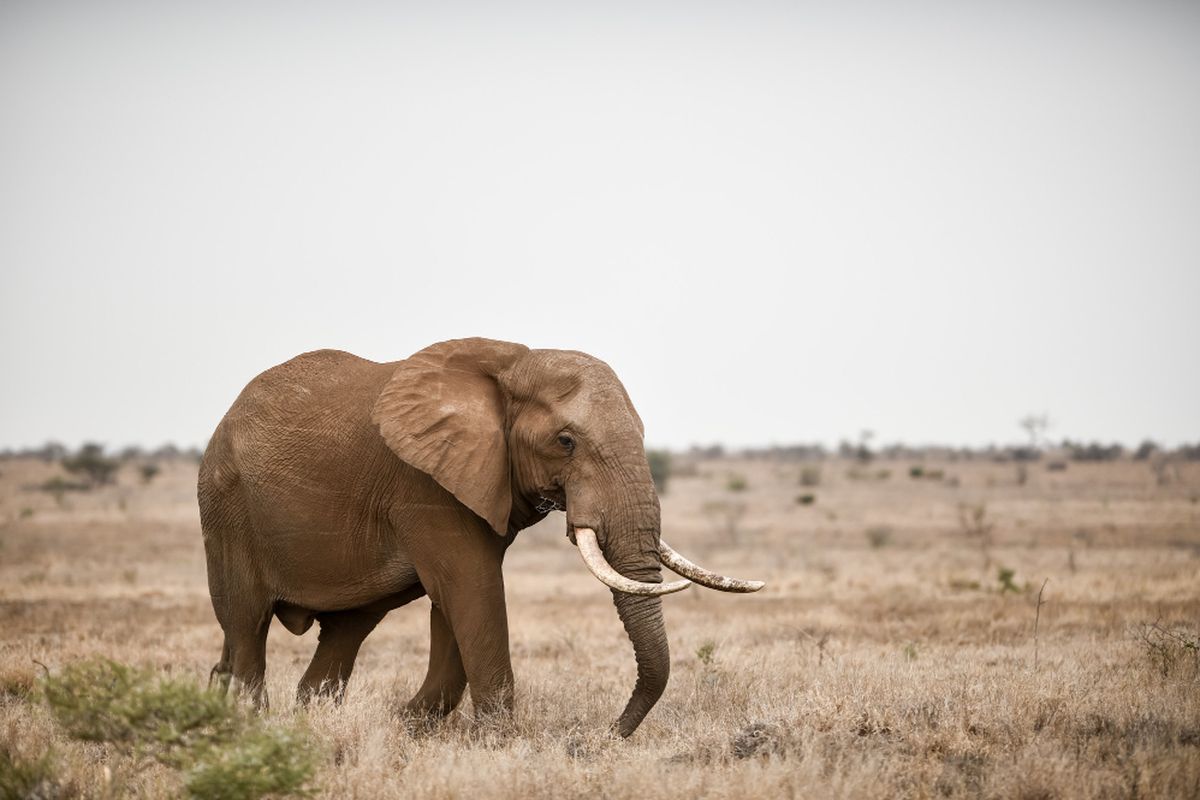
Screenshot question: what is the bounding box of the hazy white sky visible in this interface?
[2,1,1197,451]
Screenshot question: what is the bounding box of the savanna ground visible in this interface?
[1,454,1198,798]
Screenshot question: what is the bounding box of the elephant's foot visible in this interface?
[297,676,348,706]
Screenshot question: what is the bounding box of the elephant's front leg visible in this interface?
[406,520,515,719]
[436,567,514,716]
[405,604,467,718]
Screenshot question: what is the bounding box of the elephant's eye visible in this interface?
[557,433,576,453]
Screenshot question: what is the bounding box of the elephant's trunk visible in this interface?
[599,488,672,738]
[610,586,670,737]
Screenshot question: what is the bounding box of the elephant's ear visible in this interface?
[372,338,529,536]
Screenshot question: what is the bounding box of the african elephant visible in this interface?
[198,338,762,737]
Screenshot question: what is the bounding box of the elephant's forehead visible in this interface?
[514,349,619,391]
[514,349,644,434]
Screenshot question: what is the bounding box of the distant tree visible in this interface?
[62,443,119,487]
[139,463,162,485]
[1133,440,1159,461]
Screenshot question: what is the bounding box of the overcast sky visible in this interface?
[2,1,1197,452]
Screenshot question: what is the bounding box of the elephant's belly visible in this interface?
[263,532,423,613]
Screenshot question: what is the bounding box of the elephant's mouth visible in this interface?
[534,483,567,515]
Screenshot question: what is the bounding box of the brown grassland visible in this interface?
[1,455,1198,798]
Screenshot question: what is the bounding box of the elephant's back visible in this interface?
[199,349,403,535]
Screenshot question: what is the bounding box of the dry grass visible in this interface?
[1,456,1199,798]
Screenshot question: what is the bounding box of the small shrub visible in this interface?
[695,640,716,667]
[1132,622,1199,677]
[866,526,893,549]
[1045,461,1068,472]
[43,658,241,763]
[37,476,91,505]
[0,745,63,800]
[184,726,317,800]
[42,658,317,799]
[996,567,1019,594]
[726,474,748,492]
[909,465,924,478]
[19,507,34,519]
[798,467,821,487]
[795,493,816,506]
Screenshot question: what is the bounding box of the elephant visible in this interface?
[198,337,762,737]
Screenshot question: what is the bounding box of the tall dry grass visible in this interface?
[1,456,1198,798]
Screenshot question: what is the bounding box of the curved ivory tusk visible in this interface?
[574,528,691,596]
[658,540,765,593]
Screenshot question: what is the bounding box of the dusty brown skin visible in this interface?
[199,338,683,736]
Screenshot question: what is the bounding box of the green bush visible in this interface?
[0,745,62,800]
[646,450,671,494]
[43,659,241,764]
[726,474,748,492]
[795,493,816,505]
[997,567,1019,594]
[184,726,317,800]
[42,658,317,799]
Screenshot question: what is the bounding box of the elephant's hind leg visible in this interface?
[296,608,385,704]
[219,600,273,710]
[204,538,273,708]
[405,604,468,719]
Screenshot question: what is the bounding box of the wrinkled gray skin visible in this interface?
[199,338,669,736]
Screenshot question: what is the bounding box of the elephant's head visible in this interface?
[372,337,762,736]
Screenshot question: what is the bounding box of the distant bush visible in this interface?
[140,463,162,485]
[1175,443,1200,461]
[996,567,1019,594]
[1045,461,1068,472]
[798,466,821,487]
[795,493,816,505]
[62,443,119,487]
[646,450,671,494]
[846,468,891,482]
[866,527,893,549]
[37,475,92,505]
[1063,441,1125,462]
[42,658,318,799]
[1133,440,1159,461]
[726,474,748,492]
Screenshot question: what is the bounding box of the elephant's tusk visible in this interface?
[658,540,765,593]
[574,528,691,596]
